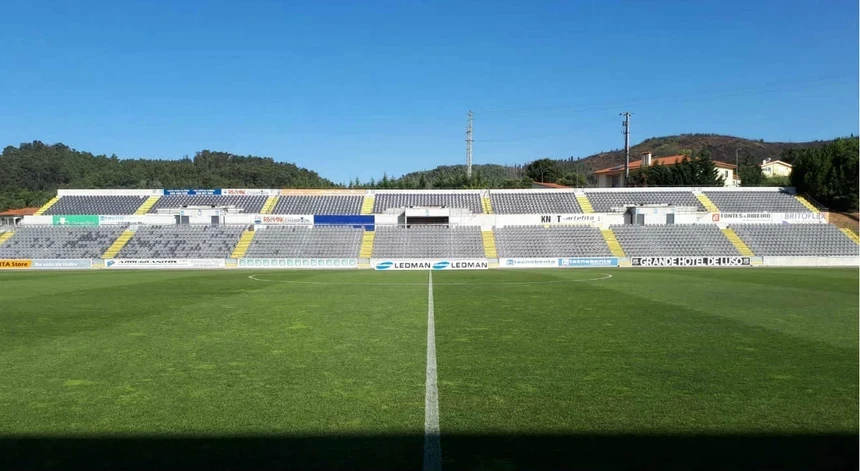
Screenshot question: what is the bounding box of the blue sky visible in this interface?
[1,0,857,183]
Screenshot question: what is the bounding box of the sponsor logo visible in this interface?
[375,260,488,270]
[0,259,32,269]
[163,189,222,196]
[106,260,116,267]
[32,259,92,269]
[558,257,618,267]
[711,214,721,222]
[541,214,599,224]
[784,212,824,220]
[258,215,312,225]
[719,213,770,220]
[502,258,557,267]
[630,257,751,267]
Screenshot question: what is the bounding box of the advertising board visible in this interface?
[373,259,489,270]
[0,259,32,269]
[558,257,618,267]
[163,189,222,196]
[500,258,558,268]
[52,215,100,226]
[105,259,226,269]
[222,189,279,196]
[237,258,358,269]
[254,215,313,225]
[32,259,92,269]
[98,215,147,225]
[630,256,751,267]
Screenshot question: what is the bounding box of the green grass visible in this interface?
[0,268,857,470]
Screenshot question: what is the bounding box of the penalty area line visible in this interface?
[424,270,441,471]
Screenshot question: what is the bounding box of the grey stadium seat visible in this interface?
[373,193,482,213]
[704,191,809,213]
[490,192,582,214]
[272,196,363,215]
[730,224,858,256]
[494,225,612,258]
[149,195,267,213]
[372,226,484,258]
[116,225,246,258]
[610,224,740,257]
[44,196,147,215]
[585,191,704,212]
[0,226,125,259]
[245,225,363,258]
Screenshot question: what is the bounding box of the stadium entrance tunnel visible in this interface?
[0,433,855,470]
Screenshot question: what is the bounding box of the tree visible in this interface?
[626,156,724,187]
[790,137,859,211]
[557,172,588,187]
[524,158,561,183]
[738,158,764,186]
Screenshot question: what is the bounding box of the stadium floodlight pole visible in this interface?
[466,110,474,180]
[621,112,631,185]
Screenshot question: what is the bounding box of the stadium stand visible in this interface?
[494,226,613,258]
[116,225,246,258]
[703,190,809,213]
[43,196,148,215]
[149,195,267,213]
[373,193,482,213]
[585,191,705,212]
[730,224,858,256]
[610,224,741,257]
[0,226,125,259]
[271,195,363,215]
[245,226,363,258]
[372,225,484,258]
[490,192,583,214]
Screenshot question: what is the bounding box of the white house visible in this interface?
[761,159,792,178]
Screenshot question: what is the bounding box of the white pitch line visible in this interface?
[423,270,441,471]
[247,273,613,286]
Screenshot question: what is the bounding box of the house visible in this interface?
[594,153,738,188]
[761,159,792,178]
[0,207,39,226]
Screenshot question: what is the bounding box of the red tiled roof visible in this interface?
[0,207,39,217]
[531,181,571,189]
[595,155,736,175]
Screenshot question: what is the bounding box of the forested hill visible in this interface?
[563,134,835,173]
[0,141,335,211]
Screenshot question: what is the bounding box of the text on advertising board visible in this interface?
[374,260,489,270]
[631,257,751,267]
[0,259,32,269]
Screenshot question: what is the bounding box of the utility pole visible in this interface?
[620,112,631,183]
[735,148,739,168]
[466,110,474,179]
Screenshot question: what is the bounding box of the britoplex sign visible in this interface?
[373,259,489,270]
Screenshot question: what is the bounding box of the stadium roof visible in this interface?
[595,155,737,175]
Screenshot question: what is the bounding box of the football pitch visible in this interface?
[0,268,857,470]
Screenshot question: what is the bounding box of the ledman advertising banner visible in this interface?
[105,259,227,269]
[630,256,751,267]
[0,259,32,269]
[238,258,358,269]
[373,259,489,270]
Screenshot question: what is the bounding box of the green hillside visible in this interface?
[0,141,336,212]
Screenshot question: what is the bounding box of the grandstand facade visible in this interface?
[0,187,856,270]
